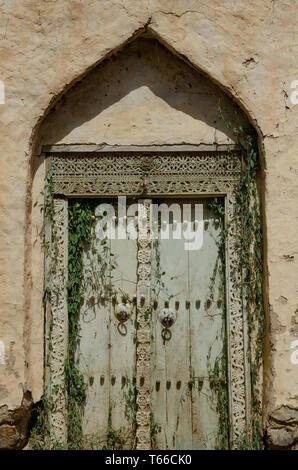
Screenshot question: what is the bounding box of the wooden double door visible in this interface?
[76,197,226,449]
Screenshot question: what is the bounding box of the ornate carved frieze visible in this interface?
[48,152,241,196]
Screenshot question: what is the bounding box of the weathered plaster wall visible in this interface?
[39,37,248,146]
[0,0,297,449]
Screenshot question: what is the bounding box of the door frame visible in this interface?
[43,145,251,449]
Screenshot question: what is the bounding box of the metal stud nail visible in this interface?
[175,301,179,310]
[176,380,181,390]
[188,379,194,389]
[166,380,171,390]
[156,380,160,391]
[111,374,116,385]
[140,376,145,386]
[100,374,105,385]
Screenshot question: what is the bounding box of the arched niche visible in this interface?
[31,35,259,450]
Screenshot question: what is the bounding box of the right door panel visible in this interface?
[150,198,225,450]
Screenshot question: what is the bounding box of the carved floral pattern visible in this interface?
[136,200,152,449]
[49,152,240,196]
[45,199,68,443]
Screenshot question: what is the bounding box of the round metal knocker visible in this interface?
[114,302,132,337]
[117,322,127,336]
[161,328,172,345]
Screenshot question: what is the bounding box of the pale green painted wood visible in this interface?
[77,234,111,441]
[150,199,224,450]
[188,201,224,449]
[77,205,137,446]
[77,198,225,449]
[151,220,193,450]
[110,236,137,444]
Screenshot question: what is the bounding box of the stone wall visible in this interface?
[0,0,297,449]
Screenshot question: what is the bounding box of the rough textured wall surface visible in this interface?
[0,0,297,449]
[39,37,248,146]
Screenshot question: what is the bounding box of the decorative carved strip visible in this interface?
[225,191,247,440]
[136,199,152,450]
[45,198,68,444]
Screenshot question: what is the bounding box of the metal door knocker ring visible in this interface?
[115,302,132,336]
[117,322,127,336]
[161,328,172,344]
[159,308,176,344]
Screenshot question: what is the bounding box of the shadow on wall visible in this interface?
[38,37,248,147]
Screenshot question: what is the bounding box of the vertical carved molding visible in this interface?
[225,192,249,443]
[136,199,152,450]
[45,198,68,444]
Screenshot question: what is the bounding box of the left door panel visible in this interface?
[76,200,137,448]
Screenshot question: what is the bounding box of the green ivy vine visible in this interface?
[66,200,96,447]
[232,118,265,450]
[206,197,229,450]
[206,108,265,450]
